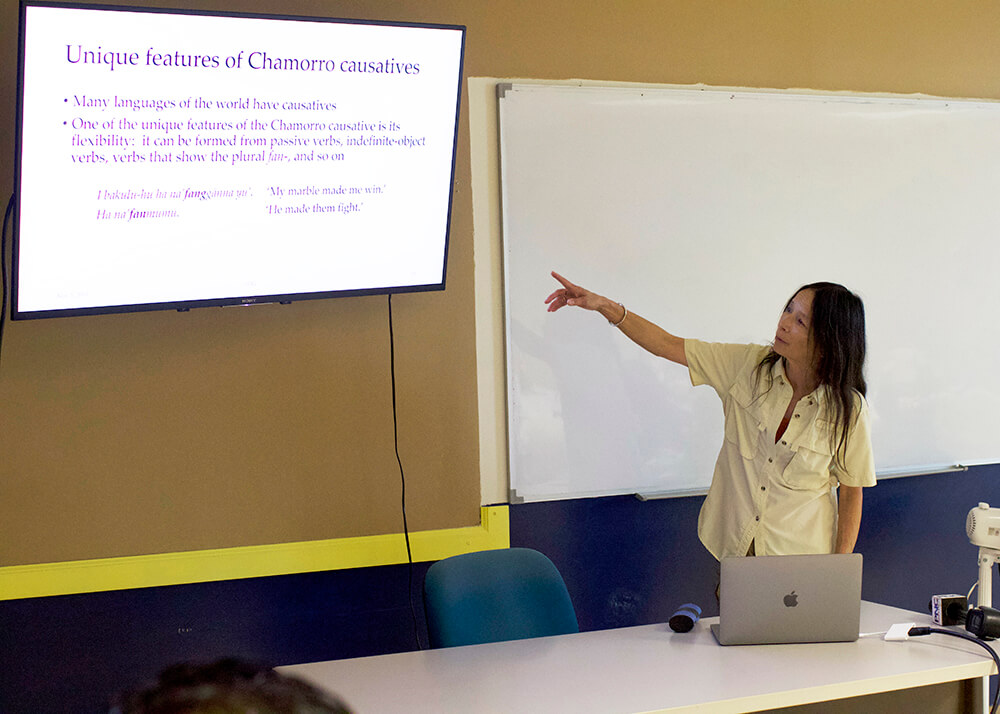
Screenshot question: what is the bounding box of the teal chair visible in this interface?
[423,547,579,648]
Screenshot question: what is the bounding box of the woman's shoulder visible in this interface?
[739,343,776,375]
[687,340,770,363]
[818,386,871,428]
[853,389,872,421]
[846,387,870,411]
[686,341,772,391]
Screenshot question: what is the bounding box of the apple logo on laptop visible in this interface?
[783,591,798,607]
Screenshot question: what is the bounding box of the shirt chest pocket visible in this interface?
[780,419,837,491]
[724,381,767,460]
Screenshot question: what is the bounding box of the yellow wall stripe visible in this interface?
[0,506,509,601]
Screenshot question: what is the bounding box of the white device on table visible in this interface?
[967,502,1000,608]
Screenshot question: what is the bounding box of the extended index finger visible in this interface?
[550,271,577,292]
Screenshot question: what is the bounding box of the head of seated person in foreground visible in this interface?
[109,657,353,714]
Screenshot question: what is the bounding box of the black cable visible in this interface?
[0,194,15,371]
[908,626,1000,714]
[387,293,423,650]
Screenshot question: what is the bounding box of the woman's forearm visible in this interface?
[835,485,863,553]
[614,308,688,366]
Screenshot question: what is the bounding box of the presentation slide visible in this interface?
[15,5,464,316]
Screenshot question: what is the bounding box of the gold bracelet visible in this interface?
[610,303,628,327]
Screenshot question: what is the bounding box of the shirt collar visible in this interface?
[772,356,827,406]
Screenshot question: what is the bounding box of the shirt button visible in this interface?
[761,486,766,491]
[781,440,788,446]
[794,414,801,419]
[768,457,773,463]
[755,516,760,521]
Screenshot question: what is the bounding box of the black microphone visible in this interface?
[669,603,702,633]
[966,606,1000,640]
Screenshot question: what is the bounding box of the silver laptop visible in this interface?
[710,553,862,645]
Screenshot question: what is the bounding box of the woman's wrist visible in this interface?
[602,300,627,326]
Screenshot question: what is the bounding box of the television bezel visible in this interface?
[11,1,466,320]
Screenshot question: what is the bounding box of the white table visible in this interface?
[279,601,996,713]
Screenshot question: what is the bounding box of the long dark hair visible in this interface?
[755,282,867,469]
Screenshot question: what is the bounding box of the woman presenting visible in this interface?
[545,271,875,560]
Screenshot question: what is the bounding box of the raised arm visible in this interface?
[545,271,688,366]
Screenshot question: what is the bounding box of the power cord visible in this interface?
[387,293,423,650]
[906,626,999,714]
[1,194,14,369]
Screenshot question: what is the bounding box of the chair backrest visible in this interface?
[423,547,579,648]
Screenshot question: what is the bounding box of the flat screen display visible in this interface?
[13,2,465,319]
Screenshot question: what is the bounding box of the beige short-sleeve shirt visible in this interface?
[685,340,876,560]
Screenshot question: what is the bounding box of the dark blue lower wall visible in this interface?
[0,564,433,713]
[511,465,1000,629]
[1,465,997,713]
[509,488,719,629]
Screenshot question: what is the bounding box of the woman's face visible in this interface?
[774,289,818,369]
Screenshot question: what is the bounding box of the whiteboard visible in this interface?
[499,82,1000,503]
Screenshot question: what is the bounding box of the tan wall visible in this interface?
[3,0,999,566]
